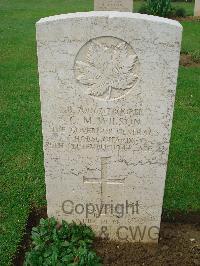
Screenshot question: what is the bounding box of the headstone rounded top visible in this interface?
[36,12,182,30]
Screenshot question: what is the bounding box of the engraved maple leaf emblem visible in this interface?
[75,39,139,100]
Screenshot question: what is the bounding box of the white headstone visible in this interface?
[94,0,133,12]
[194,0,200,16]
[36,12,182,243]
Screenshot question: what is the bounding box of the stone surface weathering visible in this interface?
[36,12,182,242]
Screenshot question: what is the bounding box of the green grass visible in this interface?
[0,0,199,265]
[181,21,200,63]
[181,22,200,55]
[164,67,200,212]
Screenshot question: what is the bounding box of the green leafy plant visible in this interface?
[138,5,150,15]
[24,217,102,266]
[175,7,186,17]
[147,0,172,17]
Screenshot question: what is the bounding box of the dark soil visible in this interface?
[94,223,200,266]
[14,207,200,266]
[180,54,200,67]
[175,16,200,22]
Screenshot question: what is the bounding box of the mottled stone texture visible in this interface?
[94,0,133,12]
[36,12,182,242]
[194,0,200,16]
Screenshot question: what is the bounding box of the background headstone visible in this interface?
[94,0,133,12]
[194,0,200,16]
[36,12,182,242]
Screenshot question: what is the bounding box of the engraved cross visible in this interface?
[83,157,126,204]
